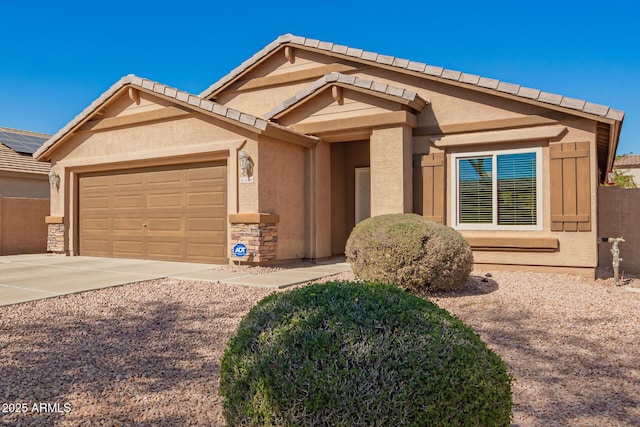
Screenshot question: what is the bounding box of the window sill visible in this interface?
[464,236,559,252]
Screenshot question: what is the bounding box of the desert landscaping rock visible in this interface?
[1,269,638,426]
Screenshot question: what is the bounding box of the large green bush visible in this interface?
[220,281,513,426]
[345,213,473,293]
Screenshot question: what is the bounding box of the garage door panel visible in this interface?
[188,166,226,182]
[147,241,182,258]
[113,173,144,187]
[79,161,227,263]
[113,194,145,209]
[82,196,110,210]
[187,218,225,233]
[81,239,110,253]
[113,240,144,257]
[81,175,110,189]
[113,218,144,232]
[147,218,183,232]
[187,191,225,207]
[148,169,182,185]
[82,218,109,232]
[147,193,182,208]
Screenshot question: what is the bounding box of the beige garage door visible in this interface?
[79,161,227,263]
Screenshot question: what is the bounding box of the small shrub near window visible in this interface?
[345,213,473,293]
[220,281,513,426]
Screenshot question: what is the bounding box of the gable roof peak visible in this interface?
[200,34,624,123]
[264,72,428,120]
[35,74,320,160]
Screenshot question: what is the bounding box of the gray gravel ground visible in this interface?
[1,267,638,426]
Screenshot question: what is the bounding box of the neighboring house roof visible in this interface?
[0,127,50,174]
[34,75,319,161]
[614,154,640,168]
[200,34,625,123]
[263,72,429,120]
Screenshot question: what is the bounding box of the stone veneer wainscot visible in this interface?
[229,213,279,264]
[45,216,65,254]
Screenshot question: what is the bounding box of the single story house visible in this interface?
[614,154,640,185]
[0,126,50,255]
[1,126,50,198]
[34,34,625,277]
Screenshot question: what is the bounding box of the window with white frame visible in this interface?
[452,148,542,230]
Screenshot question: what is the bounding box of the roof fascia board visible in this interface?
[0,169,49,178]
[290,110,417,136]
[607,120,623,173]
[262,124,319,148]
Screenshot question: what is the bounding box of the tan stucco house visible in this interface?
[34,34,625,277]
[1,127,50,199]
[614,154,640,185]
[1,127,50,255]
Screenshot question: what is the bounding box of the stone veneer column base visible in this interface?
[45,216,65,254]
[229,213,279,264]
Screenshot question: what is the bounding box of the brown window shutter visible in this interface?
[419,152,445,223]
[550,141,591,232]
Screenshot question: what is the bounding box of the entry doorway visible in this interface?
[330,140,370,254]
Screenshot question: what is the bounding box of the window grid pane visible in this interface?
[497,153,537,225]
[458,157,493,223]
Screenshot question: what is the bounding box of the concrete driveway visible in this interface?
[0,254,215,307]
[0,254,351,307]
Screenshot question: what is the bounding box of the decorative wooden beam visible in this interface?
[128,87,140,105]
[331,86,342,104]
[284,46,294,62]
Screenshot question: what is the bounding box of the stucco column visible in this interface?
[370,125,413,216]
[307,140,332,259]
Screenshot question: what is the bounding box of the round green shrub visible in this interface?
[345,213,474,293]
[220,281,513,427]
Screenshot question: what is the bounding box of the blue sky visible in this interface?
[1,1,638,154]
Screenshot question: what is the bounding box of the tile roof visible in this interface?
[200,34,624,122]
[614,154,640,168]
[0,128,50,174]
[34,75,317,160]
[263,72,428,119]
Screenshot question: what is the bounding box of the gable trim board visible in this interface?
[36,35,624,277]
